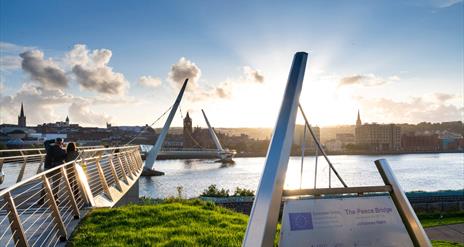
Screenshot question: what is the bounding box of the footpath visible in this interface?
[426,223,464,244]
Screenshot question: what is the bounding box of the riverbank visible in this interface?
[202,190,464,215]
[70,199,464,246]
[235,149,464,158]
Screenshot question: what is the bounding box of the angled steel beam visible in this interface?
[243,52,308,247]
[145,79,189,169]
[201,109,224,151]
[375,159,432,247]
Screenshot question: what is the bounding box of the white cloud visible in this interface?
[166,58,266,102]
[339,74,399,87]
[0,83,74,124]
[68,99,112,125]
[67,44,129,95]
[243,66,264,83]
[20,50,69,88]
[168,57,201,90]
[0,55,21,71]
[357,95,463,123]
[434,92,456,102]
[0,42,35,53]
[139,76,162,88]
[432,0,462,8]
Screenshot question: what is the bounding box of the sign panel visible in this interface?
[280,195,414,247]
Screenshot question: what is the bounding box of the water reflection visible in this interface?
[140,153,463,199]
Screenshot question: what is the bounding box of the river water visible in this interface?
[139,153,464,198]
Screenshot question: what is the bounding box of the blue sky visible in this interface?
[0,0,462,127]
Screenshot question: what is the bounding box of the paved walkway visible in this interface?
[426,223,464,244]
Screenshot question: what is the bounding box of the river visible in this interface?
[139,153,464,198]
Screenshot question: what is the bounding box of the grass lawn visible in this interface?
[431,240,464,247]
[70,199,463,247]
[69,199,248,247]
[418,211,464,228]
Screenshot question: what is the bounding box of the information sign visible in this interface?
[280,195,414,247]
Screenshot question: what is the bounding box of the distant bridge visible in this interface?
[0,146,142,246]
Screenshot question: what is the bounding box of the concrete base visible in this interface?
[115,178,140,207]
[141,167,165,176]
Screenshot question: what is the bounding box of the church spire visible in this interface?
[18,102,27,127]
[20,102,25,117]
[356,110,362,127]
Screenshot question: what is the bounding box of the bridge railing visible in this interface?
[0,146,143,247]
[0,145,123,185]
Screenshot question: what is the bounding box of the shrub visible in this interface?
[200,184,230,197]
[200,185,255,197]
[233,187,254,197]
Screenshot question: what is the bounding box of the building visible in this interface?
[401,133,441,151]
[335,133,355,145]
[439,131,463,151]
[354,111,401,151]
[293,124,320,152]
[183,112,194,148]
[325,139,343,152]
[18,102,26,127]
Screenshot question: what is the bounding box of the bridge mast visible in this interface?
[201,109,224,151]
[242,52,308,246]
[144,79,189,170]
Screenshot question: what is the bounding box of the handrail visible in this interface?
[0,148,136,196]
[0,146,104,153]
[0,146,139,185]
[0,145,143,247]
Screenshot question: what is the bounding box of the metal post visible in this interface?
[60,166,80,219]
[42,174,67,241]
[375,159,431,247]
[202,109,224,151]
[73,162,91,206]
[4,192,29,247]
[123,153,133,176]
[95,160,113,201]
[123,154,134,180]
[17,150,27,182]
[145,79,189,169]
[116,154,129,184]
[108,156,123,191]
[243,52,308,247]
[0,158,4,185]
[37,150,44,174]
[132,151,141,170]
[127,152,136,172]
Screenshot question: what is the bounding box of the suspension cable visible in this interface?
[124,105,174,146]
[298,104,347,188]
[299,124,306,189]
[314,145,318,189]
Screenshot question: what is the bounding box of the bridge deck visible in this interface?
[0,146,143,247]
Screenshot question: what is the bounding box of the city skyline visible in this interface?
[1,1,463,128]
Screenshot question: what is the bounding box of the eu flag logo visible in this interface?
[289,212,313,231]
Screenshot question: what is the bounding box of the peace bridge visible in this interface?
[0,145,143,246]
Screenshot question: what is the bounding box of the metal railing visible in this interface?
[0,146,105,185]
[0,146,143,247]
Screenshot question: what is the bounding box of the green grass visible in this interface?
[70,200,464,246]
[69,199,248,247]
[418,211,464,228]
[431,240,464,247]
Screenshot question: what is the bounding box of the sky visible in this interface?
[0,0,463,128]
